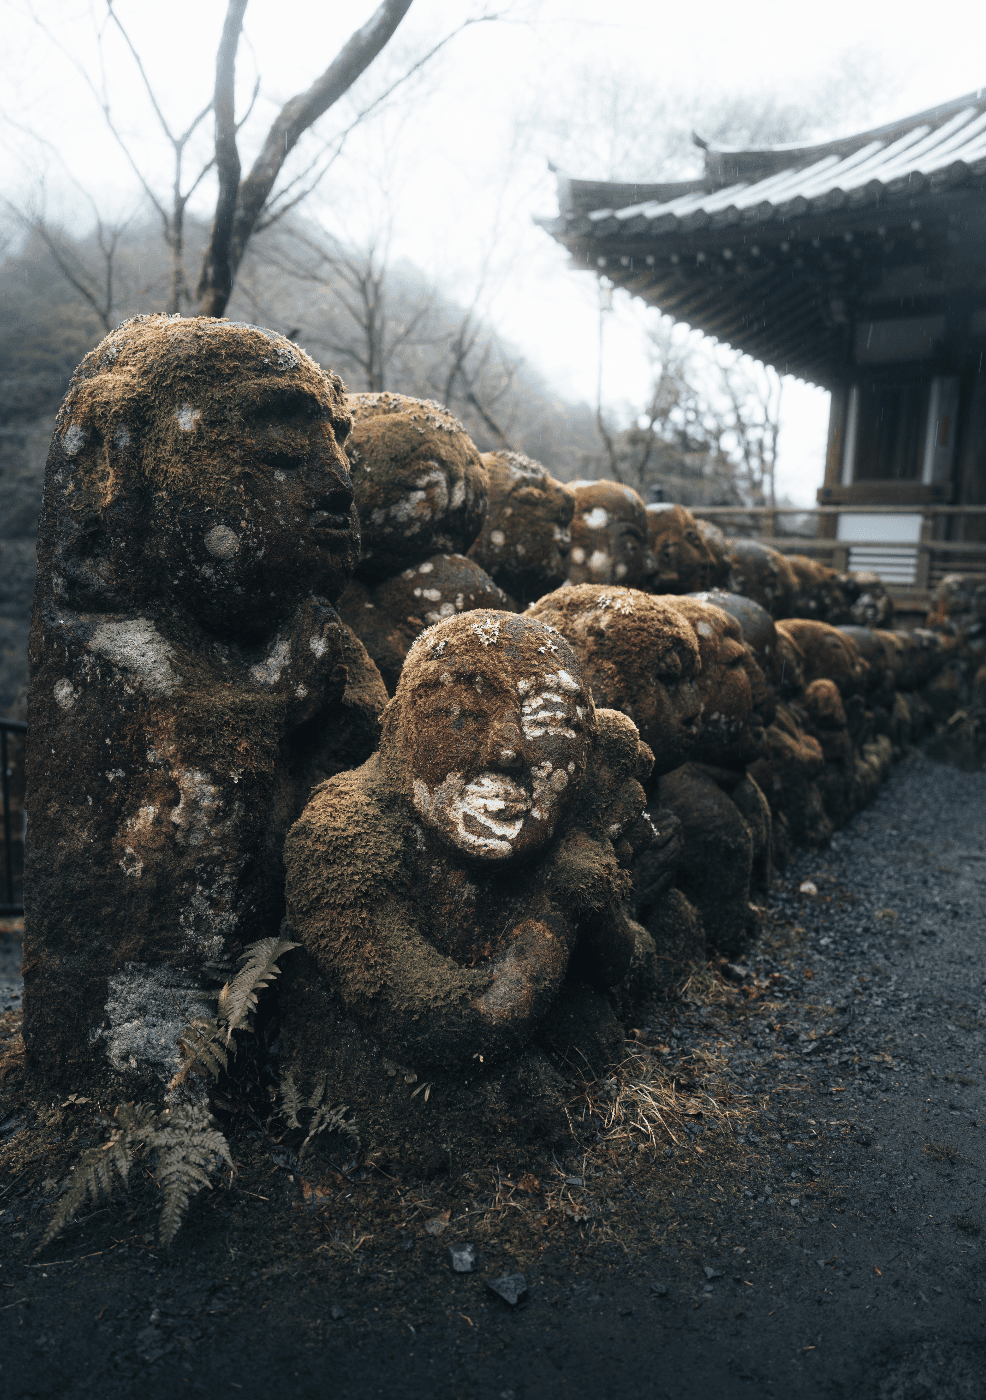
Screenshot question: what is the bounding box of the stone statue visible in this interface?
[334,393,510,690]
[467,450,575,606]
[645,503,717,595]
[652,596,773,958]
[24,314,387,1088]
[338,553,510,694]
[725,539,797,619]
[527,584,701,777]
[281,611,656,1171]
[565,480,650,588]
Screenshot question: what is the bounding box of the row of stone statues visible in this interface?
[22,317,981,1173]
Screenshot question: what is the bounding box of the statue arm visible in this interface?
[297,890,572,1070]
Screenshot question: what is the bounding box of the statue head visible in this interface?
[566,480,649,587]
[467,451,574,603]
[776,619,869,697]
[528,585,702,777]
[42,315,358,637]
[725,539,797,618]
[664,595,768,766]
[692,589,779,724]
[383,611,595,863]
[345,393,488,582]
[694,519,731,588]
[646,503,717,594]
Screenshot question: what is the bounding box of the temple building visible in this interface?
[542,91,986,591]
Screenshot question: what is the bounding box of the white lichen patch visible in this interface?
[89,618,180,697]
[92,963,214,1078]
[697,620,714,638]
[589,550,611,575]
[594,591,634,616]
[310,633,328,658]
[119,847,143,878]
[413,771,527,857]
[249,634,291,686]
[204,524,240,559]
[62,423,86,456]
[570,547,586,565]
[583,507,610,530]
[53,678,77,709]
[471,617,501,648]
[521,678,580,740]
[170,769,224,848]
[176,405,202,431]
[490,530,506,548]
[114,426,131,449]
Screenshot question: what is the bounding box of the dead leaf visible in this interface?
[300,1178,333,1206]
[516,1174,540,1193]
[425,1211,451,1236]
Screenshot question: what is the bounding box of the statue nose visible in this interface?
[483,719,523,770]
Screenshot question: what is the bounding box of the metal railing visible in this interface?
[689,504,986,601]
[1,719,26,918]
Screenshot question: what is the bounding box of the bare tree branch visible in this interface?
[198,0,417,316]
[196,0,249,312]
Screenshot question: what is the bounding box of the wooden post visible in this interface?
[915,512,933,592]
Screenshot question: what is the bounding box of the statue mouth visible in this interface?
[456,774,530,852]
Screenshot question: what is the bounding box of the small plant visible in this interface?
[42,1101,232,1254]
[42,936,298,1256]
[170,936,299,1089]
[280,1072,359,1159]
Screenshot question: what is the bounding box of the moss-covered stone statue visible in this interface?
[334,392,509,689]
[565,480,650,588]
[24,314,387,1088]
[645,503,718,595]
[467,450,575,606]
[280,611,656,1172]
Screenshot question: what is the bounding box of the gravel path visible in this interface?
[0,751,983,1399]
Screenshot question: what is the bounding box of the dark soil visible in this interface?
[1,750,984,1399]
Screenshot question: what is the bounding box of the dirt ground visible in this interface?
[1,750,984,1399]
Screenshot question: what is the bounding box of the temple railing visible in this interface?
[689,504,986,611]
[1,718,26,918]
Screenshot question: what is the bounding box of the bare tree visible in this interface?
[18,0,502,320]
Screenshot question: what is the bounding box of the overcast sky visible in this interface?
[4,0,985,503]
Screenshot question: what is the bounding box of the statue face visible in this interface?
[568,483,648,587]
[646,505,716,593]
[628,671,702,776]
[406,649,591,862]
[469,453,574,599]
[154,379,358,635]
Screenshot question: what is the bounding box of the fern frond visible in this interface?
[216,937,299,1041]
[167,1016,230,1090]
[149,1104,234,1255]
[280,1072,303,1130]
[41,1131,131,1250]
[283,1075,359,1158]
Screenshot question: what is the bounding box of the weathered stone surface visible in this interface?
[565,480,649,588]
[24,315,386,1089]
[281,610,654,1171]
[345,393,488,583]
[467,451,574,605]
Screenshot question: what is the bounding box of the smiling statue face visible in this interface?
[400,617,592,862]
[156,376,358,636]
